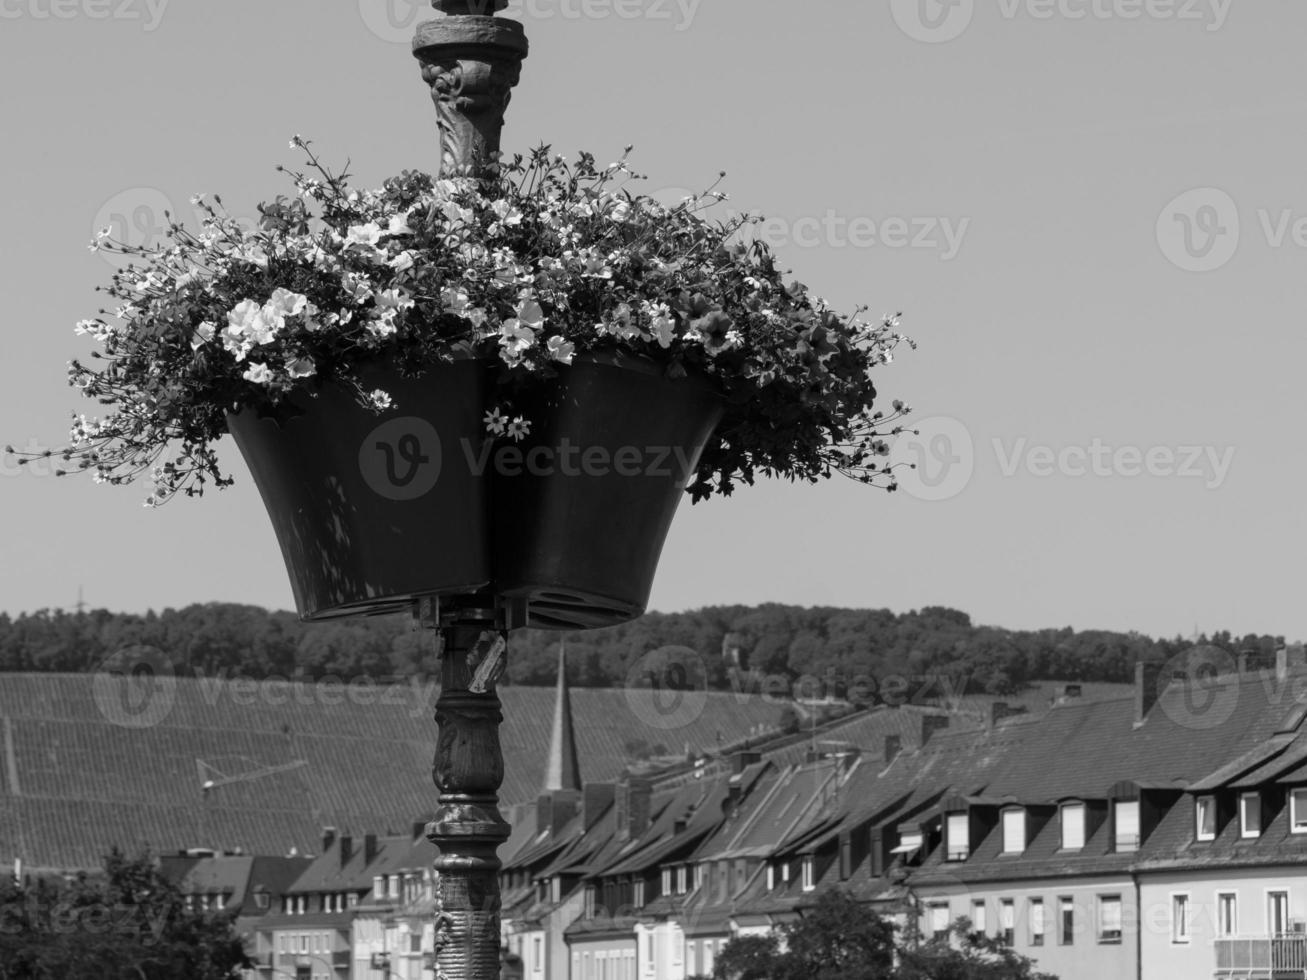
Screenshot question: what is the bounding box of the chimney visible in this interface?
[338,835,353,868]
[922,714,950,746]
[1063,684,1082,699]
[582,782,617,831]
[1135,661,1165,726]
[615,775,653,840]
[884,735,902,764]
[732,750,762,774]
[536,790,580,837]
[322,827,337,854]
[990,702,1010,728]
[364,834,379,865]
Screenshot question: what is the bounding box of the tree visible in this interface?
[0,850,250,979]
[897,920,1056,980]
[713,897,1057,980]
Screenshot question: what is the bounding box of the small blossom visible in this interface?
[191,321,216,350]
[368,389,393,411]
[242,362,275,385]
[267,288,308,318]
[345,223,383,248]
[546,335,575,365]
[484,408,508,436]
[285,356,317,378]
[506,417,531,442]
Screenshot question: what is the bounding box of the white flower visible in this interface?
[191,321,216,351]
[242,362,275,385]
[266,288,308,318]
[441,200,474,225]
[484,408,508,436]
[490,200,523,227]
[506,417,531,442]
[546,336,575,365]
[515,298,546,331]
[345,223,383,248]
[387,211,415,237]
[74,320,98,336]
[389,250,416,273]
[609,199,632,222]
[376,288,415,313]
[368,389,393,411]
[285,356,317,378]
[366,312,399,339]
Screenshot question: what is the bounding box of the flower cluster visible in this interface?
[21,139,912,504]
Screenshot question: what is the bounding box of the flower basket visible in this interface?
[226,358,490,620]
[492,352,724,630]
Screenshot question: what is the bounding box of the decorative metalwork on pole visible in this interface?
[413,0,529,178]
[411,6,527,976]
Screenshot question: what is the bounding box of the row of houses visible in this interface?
[159,649,1307,980]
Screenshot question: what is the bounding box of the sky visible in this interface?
[0,0,1303,641]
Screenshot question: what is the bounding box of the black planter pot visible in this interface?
[492,353,724,630]
[227,359,491,621]
[229,353,722,628]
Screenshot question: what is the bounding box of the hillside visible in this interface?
[0,673,784,871]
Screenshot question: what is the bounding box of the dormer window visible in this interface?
[1061,803,1086,851]
[1195,796,1217,842]
[891,830,923,856]
[946,812,970,861]
[374,876,385,900]
[766,864,775,891]
[801,856,815,892]
[1001,808,1026,854]
[1240,793,1262,838]
[661,868,672,896]
[1114,800,1140,852]
[676,866,687,895]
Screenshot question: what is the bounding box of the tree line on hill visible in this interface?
[0,602,1282,701]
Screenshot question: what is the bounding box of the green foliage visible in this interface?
[712,899,1056,980]
[0,850,249,980]
[0,602,1272,700]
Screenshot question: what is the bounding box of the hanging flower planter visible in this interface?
[491,352,724,630]
[22,143,913,627]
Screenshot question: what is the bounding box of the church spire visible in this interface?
[544,639,582,793]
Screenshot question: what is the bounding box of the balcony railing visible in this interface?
[1215,935,1307,976]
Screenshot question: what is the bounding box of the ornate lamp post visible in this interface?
[411,4,528,978]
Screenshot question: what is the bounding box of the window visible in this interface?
[672,930,682,967]
[1293,790,1307,834]
[676,866,687,895]
[1172,894,1190,944]
[971,899,986,935]
[1029,898,1045,946]
[532,936,542,972]
[1196,795,1217,841]
[766,864,775,891]
[701,941,714,976]
[1217,893,1238,937]
[1269,891,1290,936]
[999,899,1015,946]
[1001,809,1026,854]
[928,902,950,941]
[387,875,399,899]
[781,862,790,883]
[1241,793,1262,838]
[661,868,672,896]
[582,952,590,980]
[634,880,645,907]
[1115,801,1140,852]
[947,812,970,860]
[1059,896,1075,945]
[299,935,309,954]
[694,864,706,890]
[644,932,655,975]
[801,856,815,892]
[584,885,596,919]
[1061,803,1086,851]
[374,876,385,900]
[1098,895,1122,944]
